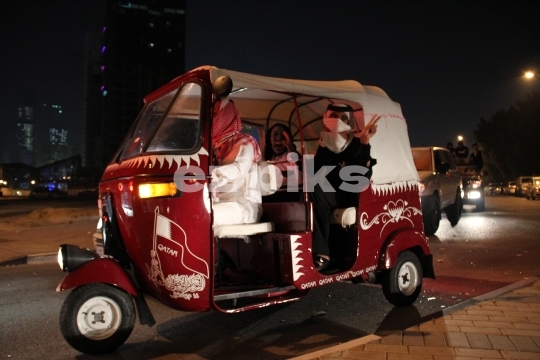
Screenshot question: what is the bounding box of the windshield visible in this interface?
[147,83,202,152]
[119,83,202,160]
[411,149,431,171]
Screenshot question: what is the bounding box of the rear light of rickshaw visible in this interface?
[138,182,178,198]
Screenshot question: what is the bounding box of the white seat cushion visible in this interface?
[329,207,357,227]
[214,222,274,238]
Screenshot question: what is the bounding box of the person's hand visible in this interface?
[354,114,381,144]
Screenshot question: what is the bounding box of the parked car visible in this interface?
[503,181,516,195]
[412,147,462,236]
[29,187,68,200]
[526,177,540,200]
[485,182,503,195]
[516,176,533,197]
[458,165,485,212]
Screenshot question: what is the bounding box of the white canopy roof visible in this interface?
[192,66,419,189]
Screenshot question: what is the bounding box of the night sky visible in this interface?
[1,0,539,158]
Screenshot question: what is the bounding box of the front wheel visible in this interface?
[422,194,440,236]
[444,190,462,226]
[59,283,136,355]
[382,251,423,307]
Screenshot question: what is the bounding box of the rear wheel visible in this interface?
[59,283,136,355]
[444,190,462,226]
[382,251,423,307]
[422,194,440,236]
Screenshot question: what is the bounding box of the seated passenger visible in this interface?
[310,104,380,270]
[211,77,262,226]
[263,124,302,202]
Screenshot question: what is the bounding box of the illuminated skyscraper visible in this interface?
[34,103,71,167]
[16,106,34,165]
[84,0,186,169]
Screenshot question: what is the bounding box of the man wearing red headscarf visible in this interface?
[211,98,262,226]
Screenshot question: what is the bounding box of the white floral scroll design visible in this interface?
[360,199,421,236]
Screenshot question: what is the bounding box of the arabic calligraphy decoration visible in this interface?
[360,199,421,236]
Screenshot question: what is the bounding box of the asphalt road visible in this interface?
[1,195,539,359]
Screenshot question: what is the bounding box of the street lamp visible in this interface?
[457,135,463,142]
[524,71,538,79]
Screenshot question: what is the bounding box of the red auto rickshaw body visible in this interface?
[56,258,139,296]
[59,65,433,317]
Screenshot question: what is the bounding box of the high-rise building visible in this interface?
[16,106,34,165]
[85,0,186,169]
[82,32,104,168]
[34,103,71,167]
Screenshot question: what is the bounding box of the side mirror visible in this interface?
[437,163,450,173]
[212,76,233,99]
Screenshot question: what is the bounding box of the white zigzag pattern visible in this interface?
[371,180,419,196]
[117,148,209,170]
[290,235,304,281]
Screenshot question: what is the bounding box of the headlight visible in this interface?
[468,190,481,199]
[58,244,99,272]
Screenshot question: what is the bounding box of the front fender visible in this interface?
[56,258,139,296]
[379,228,432,274]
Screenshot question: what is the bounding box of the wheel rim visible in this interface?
[76,296,122,340]
[397,261,419,296]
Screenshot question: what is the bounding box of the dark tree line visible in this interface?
[474,91,540,182]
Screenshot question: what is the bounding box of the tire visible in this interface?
[59,283,136,355]
[382,251,423,307]
[444,190,462,227]
[475,197,485,212]
[422,194,440,236]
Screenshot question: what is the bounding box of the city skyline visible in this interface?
[1,1,539,166]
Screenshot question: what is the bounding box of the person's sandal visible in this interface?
[314,255,330,271]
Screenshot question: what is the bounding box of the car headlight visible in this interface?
[58,244,99,272]
[468,190,482,199]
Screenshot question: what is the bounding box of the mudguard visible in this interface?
[379,228,434,277]
[56,258,138,296]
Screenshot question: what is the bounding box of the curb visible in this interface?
[289,276,540,360]
[289,335,381,360]
[0,252,57,267]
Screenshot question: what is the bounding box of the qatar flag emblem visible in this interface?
[151,207,209,300]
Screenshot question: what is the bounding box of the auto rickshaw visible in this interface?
[56,65,434,355]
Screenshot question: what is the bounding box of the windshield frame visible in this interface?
[113,80,206,164]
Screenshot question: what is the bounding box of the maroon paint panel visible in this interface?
[56,258,139,296]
